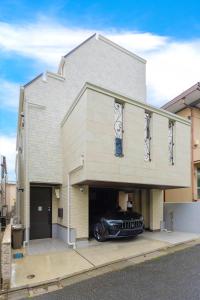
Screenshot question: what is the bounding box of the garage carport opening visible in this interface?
[88,187,150,239]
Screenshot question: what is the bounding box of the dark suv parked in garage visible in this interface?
[93,211,144,242]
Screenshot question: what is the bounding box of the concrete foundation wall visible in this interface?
[52,224,76,243]
[164,202,200,233]
[1,224,12,289]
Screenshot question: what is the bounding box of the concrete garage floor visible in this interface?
[11,231,200,289]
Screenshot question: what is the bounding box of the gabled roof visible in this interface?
[64,33,96,59]
[23,73,43,88]
[58,33,146,74]
[162,82,200,113]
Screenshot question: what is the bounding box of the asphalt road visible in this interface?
[27,244,200,300]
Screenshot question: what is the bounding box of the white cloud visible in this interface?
[145,41,200,106]
[107,32,168,53]
[0,80,19,109]
[0,135,16,181]
[0,21,95,66]
[0,19,200,107]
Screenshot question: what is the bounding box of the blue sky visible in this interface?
[1,0,200,180]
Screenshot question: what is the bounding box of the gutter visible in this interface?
[24,97,30,244]
[161,82,200,111]
[67,155,84,249]
[191,108,195,201]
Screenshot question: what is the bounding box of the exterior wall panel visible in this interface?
[84,89,191,188]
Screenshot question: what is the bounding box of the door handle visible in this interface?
[48,207,51,224]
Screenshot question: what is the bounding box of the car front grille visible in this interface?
[113,220,143,230]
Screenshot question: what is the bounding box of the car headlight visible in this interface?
[107,220,118,225]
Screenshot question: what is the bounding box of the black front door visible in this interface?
[30,187,52,240]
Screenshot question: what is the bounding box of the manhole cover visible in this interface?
[27,274,35,279]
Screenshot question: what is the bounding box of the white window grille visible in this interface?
[169,120,175,165]
[144,112,151,161]
[114,101,123,156]
[197,168,200,199]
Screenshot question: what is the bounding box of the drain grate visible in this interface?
[27,274,35,279]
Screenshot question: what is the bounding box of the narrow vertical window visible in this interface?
[168,120,175,165]
[114,101,123,157]
[144,111,151,161]
[197,168,200,199]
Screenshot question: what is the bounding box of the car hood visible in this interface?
[103,211,142,221]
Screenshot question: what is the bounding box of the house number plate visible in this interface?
[38,206,43,212]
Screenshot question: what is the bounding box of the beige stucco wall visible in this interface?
[60,92,88,236]
[83,88,191,188]
[61,35,146,103]
[165,107,200,202]
[59,87,191,239]
[24,35,146,185]
[25,76,65,184]
[165,187,192,203]
[61,91,87,185]
[70,186,89,239]
[6,183,16,213]
[150,189,163,231]
[141,190,150,228]
[17,35,146,238]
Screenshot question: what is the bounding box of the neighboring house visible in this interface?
[163,83,200,202]
[6,182,16,215]
[16,34,191,246]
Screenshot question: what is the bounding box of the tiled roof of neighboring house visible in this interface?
[162,82,200,113]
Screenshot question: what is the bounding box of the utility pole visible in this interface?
[0,155,7,226]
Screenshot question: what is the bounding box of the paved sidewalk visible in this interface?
[11,249,93,288]
[27,244,200,300]
[143,230,200,244]
[10,231,199,290]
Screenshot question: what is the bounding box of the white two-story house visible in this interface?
[16,34,191,246]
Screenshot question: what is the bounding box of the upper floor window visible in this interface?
[114,101,124,157]
[168,120,175,165]
[144,111,151,161]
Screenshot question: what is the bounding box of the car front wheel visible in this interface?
[93,222,107,242]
